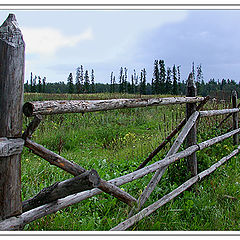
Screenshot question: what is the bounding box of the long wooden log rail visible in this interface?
[0,14,240,232]
[20,96,206,210]
[0,126,240,230]
[111,146,240,231]
[1,77,240,231]
[129,110,200,216]
[22,97,205,117]
[0,97,239,230]
[217,101,240,128]
[135,95,210,170]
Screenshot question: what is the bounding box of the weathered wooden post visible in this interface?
[232,90,239,145]
[0,14,25,220]
[186,73,197,176]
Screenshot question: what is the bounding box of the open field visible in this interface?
[21,93,240,231]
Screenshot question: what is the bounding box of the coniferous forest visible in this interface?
[24,60,239,99]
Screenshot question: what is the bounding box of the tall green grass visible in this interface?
[21,93,239,231]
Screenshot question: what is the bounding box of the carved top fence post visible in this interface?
[186,73,198,177]
[0,14,25,221]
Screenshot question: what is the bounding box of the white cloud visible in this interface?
[22,27,93,56]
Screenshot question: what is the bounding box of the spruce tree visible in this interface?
[151,78,155,94]
[123,67,128,93]
[33,75,37,93]
[172,65,178,95]
[42,77,46,93]
[112,76,116,93]
[159,60,166,94]
[131,74,135,94]
[221,79,227,91]
[134,69,138,94]
[153,60,160,94]
[67,73,74,94]
[84,70,90,93]
[141,68,147,95]
[38,76,42,93]
[76,67,81,94]
[196,64,203,95]
[119,67,124,93]
[110,72,113,93]
[177,65,181,95]
[139,70,143,95]
[30,72,33,93]
[91,69,95,93]
[80,65,84,91]
[200,79,205,96]
[166,67,172,94]
[192,62,195,80]
[127,82,131,94]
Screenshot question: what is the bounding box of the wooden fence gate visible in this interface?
[0,14,239,231]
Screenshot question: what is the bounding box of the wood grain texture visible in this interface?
[0,138,24,157]
[23,97,205,117]
[25,138,86,175]
[197,128,240,150]
[186,73,197,176]
[22,115,42,140]
[22,169,101,212]
[24,138,137,207]
[0,128,239,230]
[111,146,240,231]
[200,108,239,117]
[111,176,199,231]
[0,14,25,220]
[136,96,210,170]
[134,111,199,213]
[217,102,240,128]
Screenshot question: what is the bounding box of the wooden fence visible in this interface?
[0,14,239,231]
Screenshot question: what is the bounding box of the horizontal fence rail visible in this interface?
[22,97,205,117]
[24,138,137,208]
[199,108,239,117]
[1,14,239,232]
[110,146,240,231]
[24,139,137,208]
[1,127,239,230]
[0,138,24,157]
[22,170,101,213]
[132,111,200,214]
[136,96,210,171]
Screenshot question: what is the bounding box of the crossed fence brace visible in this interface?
[0,91,239,230]
[0,13,239,231]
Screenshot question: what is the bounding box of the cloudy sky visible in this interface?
[0,9,240,84]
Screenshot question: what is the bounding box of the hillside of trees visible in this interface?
[24,60,239,100]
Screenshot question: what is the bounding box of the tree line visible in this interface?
[24,72,47,93]
[24,60,239,99]
[66,66,96,94]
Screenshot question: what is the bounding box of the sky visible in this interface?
[0,9,240,84]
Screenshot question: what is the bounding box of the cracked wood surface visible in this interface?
[23,97,205,117]
[0,14,25,221]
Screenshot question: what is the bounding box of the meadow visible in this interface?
[21,93,240,231]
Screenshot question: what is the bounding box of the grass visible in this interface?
[20,93,239,231]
